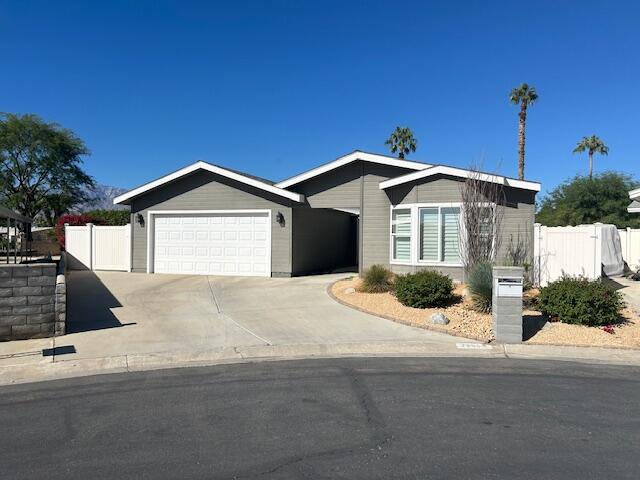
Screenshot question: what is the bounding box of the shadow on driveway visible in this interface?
[66,271,136,333]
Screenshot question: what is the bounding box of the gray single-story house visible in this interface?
[114,150,540,280]
[629,188,640,214]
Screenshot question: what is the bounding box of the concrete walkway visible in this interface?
[2,271,640,386]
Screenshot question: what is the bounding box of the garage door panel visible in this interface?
[153,212,270,277]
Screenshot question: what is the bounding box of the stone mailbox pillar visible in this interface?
[492,266,524,343]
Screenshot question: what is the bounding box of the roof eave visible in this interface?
[378,165,541,192]
[113,161,304,205]
[274,150,430,189]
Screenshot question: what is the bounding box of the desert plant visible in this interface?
[537,276,625,326]
[458,166,505,273]
[359,264,394,293]
[394,270,455,308]
[467,261,493,313]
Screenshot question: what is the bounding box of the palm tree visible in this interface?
[509,83,538,180]
[385,127,417,159]
[573,135,609,179]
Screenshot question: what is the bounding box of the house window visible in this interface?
[391,209,412,261]
[392,204,462,266]
[419,206,461,264]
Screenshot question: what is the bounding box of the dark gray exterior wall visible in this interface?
[291,208,357,275]
[129,170,295,276]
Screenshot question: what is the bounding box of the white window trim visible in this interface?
[146,209,272,274]
[390,207,414,264]
[389,203,465,268]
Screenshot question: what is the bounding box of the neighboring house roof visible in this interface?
[275,150,431,189]
[113,161,305,205]
[629,200,640,213]
[378,164,541,192]
[630,188,640,200]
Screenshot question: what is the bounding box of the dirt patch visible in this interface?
[331,278,493,342]
[331,277,640,349]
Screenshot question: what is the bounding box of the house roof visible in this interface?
[629,200,640,213]
[378,164,541,192]
[274,150,431,189]
[630,188,640,200]
[113,161,305,205]
[380,165,540,192]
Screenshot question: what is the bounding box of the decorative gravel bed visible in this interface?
[331,277,640,349]
[330,277,493,342]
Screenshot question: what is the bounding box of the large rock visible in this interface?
[431,312,449,325]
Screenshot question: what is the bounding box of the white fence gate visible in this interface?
[534,224,640,286]
[65,223,131,271]
[619,228,640,271]
[534,224,602,286]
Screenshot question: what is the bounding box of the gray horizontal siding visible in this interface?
[291,161,363,209]
[385,175,537,278]
[361,164,417,272]
[129,170,294,276]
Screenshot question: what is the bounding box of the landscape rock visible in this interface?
[431,312,450,325]
[344,287,356,295]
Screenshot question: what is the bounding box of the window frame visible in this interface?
[390,208,413,264]
[389,203,465,267]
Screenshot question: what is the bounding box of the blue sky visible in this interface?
[1,1,638,196]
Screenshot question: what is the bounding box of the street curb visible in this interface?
[2,340,640,387]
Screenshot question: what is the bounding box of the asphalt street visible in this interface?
[1,357,639,479]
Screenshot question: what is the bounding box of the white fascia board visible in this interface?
[629,207,640,213]
[379,165,542,192]
[629,188,640,200]
[274,151,430,189]
[114,161,305,205]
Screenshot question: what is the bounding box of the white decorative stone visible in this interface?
[431,312,449,325]
[344,287,356,294]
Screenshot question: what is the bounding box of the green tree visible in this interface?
[0,113,94,219]
[385,126,417,159]
[536,172,640,228]
[509,83,538,180]
[573,135,609,179]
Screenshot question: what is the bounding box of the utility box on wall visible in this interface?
[492,266,524,343]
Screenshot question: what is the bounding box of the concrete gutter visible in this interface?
[1,341,640,387]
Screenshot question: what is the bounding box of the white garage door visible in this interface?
[153,212,271,276]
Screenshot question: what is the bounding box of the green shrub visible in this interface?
[394,270,455,308]
[359,264,394,293]
[467,261,494,313]
[537,276,625,326]
[84,209,130,226]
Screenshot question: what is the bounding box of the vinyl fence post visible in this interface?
[87,223,94,271]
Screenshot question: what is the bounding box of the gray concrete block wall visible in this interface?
[492,266,524,343]
[0,263,59,341]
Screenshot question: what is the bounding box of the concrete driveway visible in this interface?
[55,270,462,360]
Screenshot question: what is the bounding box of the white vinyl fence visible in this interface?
[534,224,640,286]
[65,223,131,272]
[619,228,640,271]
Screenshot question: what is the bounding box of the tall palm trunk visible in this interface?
[517,102,527,180]
[588,151,593,179]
